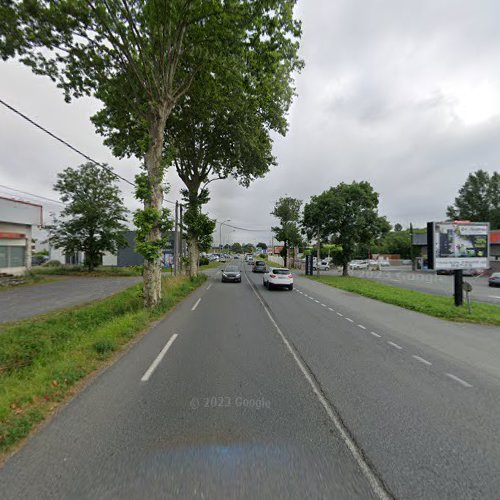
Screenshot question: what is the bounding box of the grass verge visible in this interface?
[199,261,222,271]
[308,275,500,326]
[0,274,206,455]
[31,265,144,277]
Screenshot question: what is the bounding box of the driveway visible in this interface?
[0,276,142,324]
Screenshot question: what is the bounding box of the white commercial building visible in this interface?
[0,196,43,276]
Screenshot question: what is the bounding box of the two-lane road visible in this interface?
[2,261,500,499]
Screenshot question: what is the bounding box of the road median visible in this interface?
[307,275,500,326]
[0,274,206,456]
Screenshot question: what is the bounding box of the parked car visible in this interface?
[252,260,267,273]
[463,268,482,277]
[219,256,226,263]
[488,272,500,287]
[263,267,293,290]
[31,255,49,266]
[379,260,390,267]
[221,265,241,283]
[313,261,330,271]
[349,260,368,270]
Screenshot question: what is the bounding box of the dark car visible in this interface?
[221,265,241,283]
[252,260,267,273]
[488,272,500,287]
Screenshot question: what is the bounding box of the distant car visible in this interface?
[463,268,481,277]
[252,260,267,273]
[31,255,49,266]
[221,265,241,283]
[349,260,368,270]
[436,269,453,275]
[263,267,293,290]
[488,272,500,287]
[219,256,226,263]
[379,260,390,267]
[313,261,330,271]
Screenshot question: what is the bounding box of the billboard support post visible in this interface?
[454,270,463,307]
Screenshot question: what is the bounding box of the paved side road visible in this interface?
[0,277,142,323]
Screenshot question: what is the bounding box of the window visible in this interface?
[0,246,26,268]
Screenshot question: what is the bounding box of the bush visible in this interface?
[199,256,209,266]
[92,340,115,355]
[43,260,62,267]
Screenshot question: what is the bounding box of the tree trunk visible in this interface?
[188,236,199,278]
[143,106,169,308]
[342,262,349,276]
[316,230,321,277]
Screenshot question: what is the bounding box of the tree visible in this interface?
[447,170,500,229]
[231,242,242,254]
[271,197,302,267]
[48,163,128,271]
[394,223,403,232]
[243,243,255,254]
[1,0,302,307]
[303,182,389,276]
[373,230,412,259]
[256,242,268,250]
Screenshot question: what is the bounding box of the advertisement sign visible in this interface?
[430,221,489,270]
[273,245,284,255]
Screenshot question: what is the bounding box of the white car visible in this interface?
[349,260,368,270]
[313,261,330,271]
[263,267,294,290]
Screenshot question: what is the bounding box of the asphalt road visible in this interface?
[0,276,142,323]
[319,267,500,305]
[1,263,500,499]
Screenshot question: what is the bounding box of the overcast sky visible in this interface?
[2,0,500,246]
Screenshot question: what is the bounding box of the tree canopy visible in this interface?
[303,182,389,275]
[271,196,302,267]
[446,169,500,229]
[48,163,128,271]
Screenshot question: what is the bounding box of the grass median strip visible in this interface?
[0,274,206,455]
[308,275,500,326]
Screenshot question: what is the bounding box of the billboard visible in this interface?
[428,221,489,270]
[273,245,284,255]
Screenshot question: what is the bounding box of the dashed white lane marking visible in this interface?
[244,272,392,500]
[445,373,473,388]
[370,331,381,338]
[412,355,431,366]
[346,318,354,323]
[314,299,320,303]
[337,312,343,317]
[141,334,178,382]
[358,324,366,330]
[328,307,334,312]
[321,303,326,307]
[206,284,212,290]
[387,341,402,350]
[191,298,202,311]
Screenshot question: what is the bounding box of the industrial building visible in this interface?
[0,196,43,276]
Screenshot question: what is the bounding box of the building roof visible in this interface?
[0,196,43,226]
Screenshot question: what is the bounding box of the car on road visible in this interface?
[313,261,330,271]
[219,256,227,263]
[252,260,267,273]
[263,267,293,290]
[221,265,241,283]
[349,260,368,270]
[488,272,500,287]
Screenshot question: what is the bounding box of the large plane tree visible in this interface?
[1,0,302,307]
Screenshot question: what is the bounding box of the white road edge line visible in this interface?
[445,373,473,388]
[412,355,431,366]
[141,334,178,382]
[370,331,381,338]
[243,272,391,500]
[387,341,402,350]
[206,284,212,290]
[192,298,202,311]
[358,324,366,330]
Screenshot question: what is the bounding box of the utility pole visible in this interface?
[410,222,415,271]
[174,201,179,276]
[179,204,184,274]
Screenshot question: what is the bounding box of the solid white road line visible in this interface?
[412,355,431,366]
[370,331,381,338]
[445,373,473,388]
[345,318,354,323]
[141,334,178,382]
[387,341,402,350]
[358,324,366,330]
[243,272,391,500]
[192,298,201,311]
[206,284,212,290]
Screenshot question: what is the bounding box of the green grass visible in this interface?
[0,274,206,454]
[199,261,223,271]
[31,265,143,277]
[308,275,500,326]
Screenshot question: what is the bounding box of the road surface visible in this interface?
[0,276,142,323]
[1,263,500,499]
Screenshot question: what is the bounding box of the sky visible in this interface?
[1,0,500,247]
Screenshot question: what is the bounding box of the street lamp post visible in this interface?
[219,219,231,253]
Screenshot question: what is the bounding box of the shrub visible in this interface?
[92,340,115,355]
[199,256,209,266]
[44,260,62,267]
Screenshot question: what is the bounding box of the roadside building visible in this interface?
[0,196,43,276]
